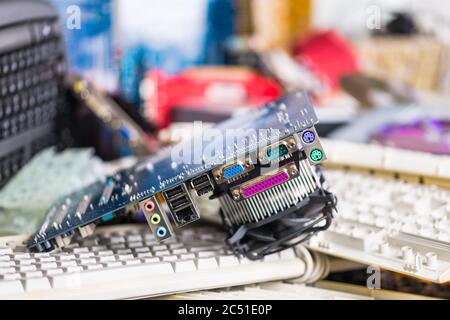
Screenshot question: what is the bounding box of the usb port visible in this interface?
[196,185,213,196]
[164,185,184,199]
[169,195,189,209]
[191,174,210,188]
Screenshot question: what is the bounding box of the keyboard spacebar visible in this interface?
[50,262,174,288]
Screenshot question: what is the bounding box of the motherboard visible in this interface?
[28,90,335,258]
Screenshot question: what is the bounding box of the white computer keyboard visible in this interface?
[0,225,305,299]
[321,138,450,185]
[307,169,450,283]
[168,281,372,300]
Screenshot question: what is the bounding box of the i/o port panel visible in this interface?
[139,197,173,241]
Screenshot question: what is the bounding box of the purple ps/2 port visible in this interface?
[242,171,290,198]
[301,130,316,144]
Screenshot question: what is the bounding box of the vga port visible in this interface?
[223,163,245,180]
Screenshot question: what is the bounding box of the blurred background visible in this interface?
[51,0,450,151]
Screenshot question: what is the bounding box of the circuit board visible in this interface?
[27,90,324,252]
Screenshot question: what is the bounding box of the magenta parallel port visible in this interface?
[242,171,290,198]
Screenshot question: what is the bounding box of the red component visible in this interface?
[143,67,282,128]
[144,200,156,212]
[294,30,359,92]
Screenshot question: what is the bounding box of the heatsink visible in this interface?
[221,160,321,227]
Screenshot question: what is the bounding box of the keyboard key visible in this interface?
[154,250,171,257]
[79,258,96,265]
[142,257,160,264]
[152,245,167,251]
[115,249,132,255]
[91,245,108,252]
[197,251,217,258]
[22,277,51,292]
[0,261,14,267]
[64,266,83,273]
[68,247,89,254]
[57,260,77,268]
[123,259,141,266]
[77,262,174,286]
[0,247,12,254]
[83,264,103,271]
[31,253,50,258]
[97,256,116,263]
[36,257,56,263]
[0,280,24,294]
[173,260,196,272]
[15,258,34,265]
[16,265,36,272]
[14,253,30,259]
[76,252,94,259]
[57,254,76,261]
[110,236,125,244]
[197,258,218,270]
[126,235,142,242]
[169,243,185,250]
[79,239,98,247]
[127,242,144,249]
[39,262,58,270]
[172,248,188,255]
[110,244,127,250]
[97,250,114,256]
[134,247,150,253]
[180,253,195,260]
[162,255,178,262]
[1,273,20,281]
[117,254,134,261]
[218,255,239,267]
[49,273,81,289]
[44,268,64,276]
[103,261,122,268]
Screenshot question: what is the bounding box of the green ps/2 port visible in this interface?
[310,148,324,162]
[150,213,161,225]
[266,144,289,161]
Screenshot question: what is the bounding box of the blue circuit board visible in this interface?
[27,90,319,251]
